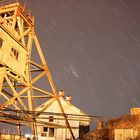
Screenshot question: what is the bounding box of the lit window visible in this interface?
[0,37,3,48]
[49,116,53,122]
[10,47,19,60]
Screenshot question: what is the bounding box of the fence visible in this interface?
[0,133,26,140]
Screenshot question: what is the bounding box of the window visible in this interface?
[10,47,19,60]
[0,37,3,48]
[49,116,53,122]
[43,127,48,132]
[41,133,47,137]
[115,129,134,140]
[49,128,54,137]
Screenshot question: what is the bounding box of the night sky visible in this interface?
[20,0,140,121]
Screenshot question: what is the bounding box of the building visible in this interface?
[82,108,140,140]
[106,108,140,140]
[0,25,27,78]
[36,90,90,140]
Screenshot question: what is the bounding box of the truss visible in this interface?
[0,1,75,139]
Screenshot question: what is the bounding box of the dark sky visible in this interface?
[21,0,140,120]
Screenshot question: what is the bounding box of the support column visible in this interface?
[0,68,6,95]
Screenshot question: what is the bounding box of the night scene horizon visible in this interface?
[16,0,140,120]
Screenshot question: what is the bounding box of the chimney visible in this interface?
[59,90,64,99]
[66,95,72,103]
[97,120,103,130]
[130,108,140,115]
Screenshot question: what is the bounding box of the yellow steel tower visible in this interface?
[0,1,75,139]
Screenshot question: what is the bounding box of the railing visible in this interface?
[0,0,19,6]
[0,0,33,24]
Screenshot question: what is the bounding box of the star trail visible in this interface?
[20,0,140,120]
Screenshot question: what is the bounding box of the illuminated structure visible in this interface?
[0,1,75,139]
[36,91,90,140]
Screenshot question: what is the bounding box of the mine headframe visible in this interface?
[0,1,75,139]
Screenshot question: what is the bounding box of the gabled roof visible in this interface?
[36,97,88,116]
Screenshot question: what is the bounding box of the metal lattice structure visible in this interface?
[0,1,75,139]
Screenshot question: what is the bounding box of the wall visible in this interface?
[0,27,27,78]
